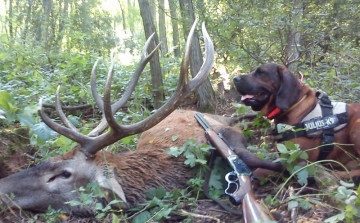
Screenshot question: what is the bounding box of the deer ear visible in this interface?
[95,169,129,209]
[275,65,302,111]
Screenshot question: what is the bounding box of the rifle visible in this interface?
[194,112,276,223]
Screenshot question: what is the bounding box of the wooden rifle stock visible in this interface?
[194,113,276,223]
[238,175,273,223]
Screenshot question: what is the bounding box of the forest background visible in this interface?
[0,0,360,222]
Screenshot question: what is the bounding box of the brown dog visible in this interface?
[233,63,360,181]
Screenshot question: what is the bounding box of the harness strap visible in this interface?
[316,91,335,160]
[271,90,350,161]
[272,112,348,142]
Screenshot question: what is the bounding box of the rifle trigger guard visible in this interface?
[225,171,242,205]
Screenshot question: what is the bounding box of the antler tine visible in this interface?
[80,19,214,156]
[110,33,161,113]
[87,34,161,137]
[55,86,79,132]
[90,59,104,114]
[188,22,214,90]
[38,97,90,146]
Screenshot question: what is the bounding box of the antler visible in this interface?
[39,20,214,157]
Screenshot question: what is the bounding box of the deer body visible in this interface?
[0,110,250,216]
[0,110,283,216]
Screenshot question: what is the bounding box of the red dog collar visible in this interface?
[267,107,282,119]
[267,95,307,120]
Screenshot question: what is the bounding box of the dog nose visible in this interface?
[233,76,242,83]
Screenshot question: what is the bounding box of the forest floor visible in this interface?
[0,88,352,223]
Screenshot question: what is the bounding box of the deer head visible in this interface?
[0,21,215,216]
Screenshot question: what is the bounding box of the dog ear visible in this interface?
[276,65,302,111]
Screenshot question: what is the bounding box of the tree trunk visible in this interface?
[42,0,53,49]
[127,0,135,34]
[21,0,33,41]
[179,0,214,111]
[118,0,127,31]
[168,0,180,57]
[127,0,134,7]
[285,0,303,71]
[8,0,13,38]
[138,0,165,109]
[55,0,68,48]
[158,0,168,56]
[149,0,157,30]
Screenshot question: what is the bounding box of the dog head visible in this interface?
[233,63,303,117]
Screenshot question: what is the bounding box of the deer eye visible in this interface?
[59,171,71,179]
[48,171,72,182]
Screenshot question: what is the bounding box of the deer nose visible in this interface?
[233,76,242,84]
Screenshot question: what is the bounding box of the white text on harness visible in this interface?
[303,116,338,132]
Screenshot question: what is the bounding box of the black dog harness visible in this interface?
[271,90,349,160]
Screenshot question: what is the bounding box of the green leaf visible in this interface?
[276,144,288,154]
[120,136,132,144]
[200,144,214,152]
[17,56,24,64]
[299,199,311,210]
[17,113,35,126]
[289,151,300,162]
[345,195,357,205]
[209,172,223,191]
[305,164,315,175]
[284,141,298,151]
[324,212,345,223]
[288,200,298,210]
[95,202,104,210]
[0,108,6,119]
[339,180,355,188]
[146,187,166,200]
[0,52,7,60]
[56,135,73,147]
[132,211,151,223]
[166,147,183,157]
[95,212,105,219]
[68,116,79,127]
[107,200,121,206]
[112,214,120,223]
[171,135,179,141]
[272,157,288,163]
[0,91,12,111]
[184,156,196,167]
[33,122,59,141]
[337,186,352,197]
[80,192,91,203]
[195,159,207,165]
[295,167,308,185]
[147,197,162,208]
[183,151,196,167]
[33,69,40,78]
[299,151,309,160]
[154,207,172,220]
[65,200,82,206]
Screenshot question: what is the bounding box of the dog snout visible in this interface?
[233,76,242,84]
